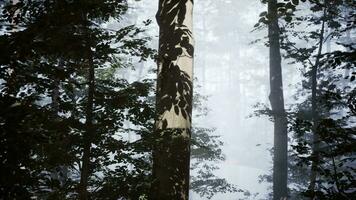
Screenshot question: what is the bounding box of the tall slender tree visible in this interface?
[272,0,355,198]
[309,3,326,197]
[267,0,288,199]
[79,46,95,199]
[151,0,194,199]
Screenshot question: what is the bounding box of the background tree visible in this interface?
[255,0,294,198]
[267,0,289,199]
[255,0,355,199]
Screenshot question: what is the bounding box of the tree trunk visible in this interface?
[79,51,95,200]
[268,0,288,199]
[309,5,326,197]
[50,59,69,186]
[151,0,194,200]
[51,76,60,111]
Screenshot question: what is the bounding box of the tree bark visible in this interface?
[151,0,194,200]
[268,0,288,199]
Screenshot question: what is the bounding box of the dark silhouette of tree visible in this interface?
[255,0,292,198]
[267,0,289,199]
[308,2,327,196]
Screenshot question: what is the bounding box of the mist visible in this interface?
[0,0,354,199]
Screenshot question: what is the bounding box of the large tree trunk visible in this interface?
[79,51,95,200]
[268,0,288,199]
[308,5,326,198]
[151,0,194,200]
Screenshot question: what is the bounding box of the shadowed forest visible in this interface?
[0,0,355,199]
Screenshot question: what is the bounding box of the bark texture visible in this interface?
[151,0,194,200]
[268,0,288,199]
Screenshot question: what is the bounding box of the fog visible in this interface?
[129,0,285,199]
[1,0,353,199]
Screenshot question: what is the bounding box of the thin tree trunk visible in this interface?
[268,0,288,199]
[309,4,326,197]
[151,0,194,200]
[52,76,60,111]
[201,9,207,93]
[50,59,70,186]
[79,50,95,200]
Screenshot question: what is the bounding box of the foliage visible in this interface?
[0,0,154,199]
[0,0,233,199]
[255,0,355,199]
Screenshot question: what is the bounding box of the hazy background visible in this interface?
[123,0,302,199]
[129,0,268,199]
[0,0,353,199]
